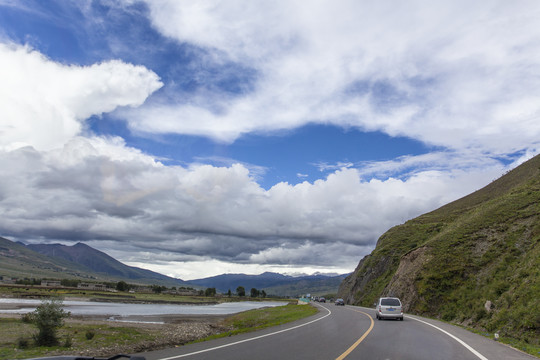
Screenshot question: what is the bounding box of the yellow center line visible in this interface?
[335,309,375,360]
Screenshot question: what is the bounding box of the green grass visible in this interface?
[466,327,540,358]
[193,303,319,342]
[0,317,157,360]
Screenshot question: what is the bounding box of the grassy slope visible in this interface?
[0,238,96,280]
[341,154,540,345]
[0,238,185,287]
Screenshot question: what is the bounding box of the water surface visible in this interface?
[0,298,287,317]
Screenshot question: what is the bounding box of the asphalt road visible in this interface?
[137,303,537,360]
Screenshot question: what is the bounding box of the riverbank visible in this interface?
[0,303,317,360]
[0,313,230,359]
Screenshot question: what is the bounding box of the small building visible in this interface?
[41,280,61,287]
[77,282,108,291]
[133,286,153,294]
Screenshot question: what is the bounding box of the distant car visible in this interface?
[335,298,345,306]
[376,297,403,320]
[319,297,326,303]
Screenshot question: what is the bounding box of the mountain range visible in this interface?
[0,237,346,296]
[187,272,348,296]
[338,153,540,343]
[0,238,188,287]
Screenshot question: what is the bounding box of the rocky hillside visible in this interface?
[338,154,540,343]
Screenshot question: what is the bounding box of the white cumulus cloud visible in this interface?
[122,0,540,156]
[0,42,163,151]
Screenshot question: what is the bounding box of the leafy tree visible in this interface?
[205,287,216,297]
[227,289,232,297]
[261,290,267,298]
[60,279,80,287]
[250,288,260,298]
[17,278,40,285]
[151,285,167,293]
[31,299,69,346]
[236,286,246,297]
[116,281,129,292]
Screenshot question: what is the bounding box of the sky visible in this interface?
[1,1,539,281]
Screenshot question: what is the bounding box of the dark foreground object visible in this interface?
[27,354,145,360]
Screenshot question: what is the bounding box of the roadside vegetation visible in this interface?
[193,302,319,341]
[1,315,158,359]
[0,300,316,360]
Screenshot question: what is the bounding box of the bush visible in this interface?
[21,312,33,323]
[31,299,69,346]
[474,308,487,322]
[63,336,72,348]
[85,330,95,340]
[17,337,30,349]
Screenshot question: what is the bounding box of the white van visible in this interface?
[376,297,404,320]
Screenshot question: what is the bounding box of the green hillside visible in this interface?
[338,154,540,346]
[0,237,186,287]
[0,237,95,280]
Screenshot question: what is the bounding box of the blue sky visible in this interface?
[0,0,433,188]
[1,0,539,279]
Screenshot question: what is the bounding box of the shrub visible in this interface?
[17,337,30,349]
[85,330,95,340]
[31,299,69,346]
[21,312,33,323]
[63,336,72,348]
[474,308,487,322]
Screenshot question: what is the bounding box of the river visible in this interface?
[0,298,288,321]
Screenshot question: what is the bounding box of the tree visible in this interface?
[250,288,260,298]
[31,299,69,346]
[60,279,80,288]
[261,290,267,298]
[205,287,216,297]
[116,281,129,292]
[236,286,245,297]
[151,285,167,293]
[227,289,232,297]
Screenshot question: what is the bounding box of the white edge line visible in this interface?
[157,304,332,360]
[406,315,489,360]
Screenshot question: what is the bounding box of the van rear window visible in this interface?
[381,298,401,306]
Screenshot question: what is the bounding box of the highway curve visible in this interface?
[137,303,537,360]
